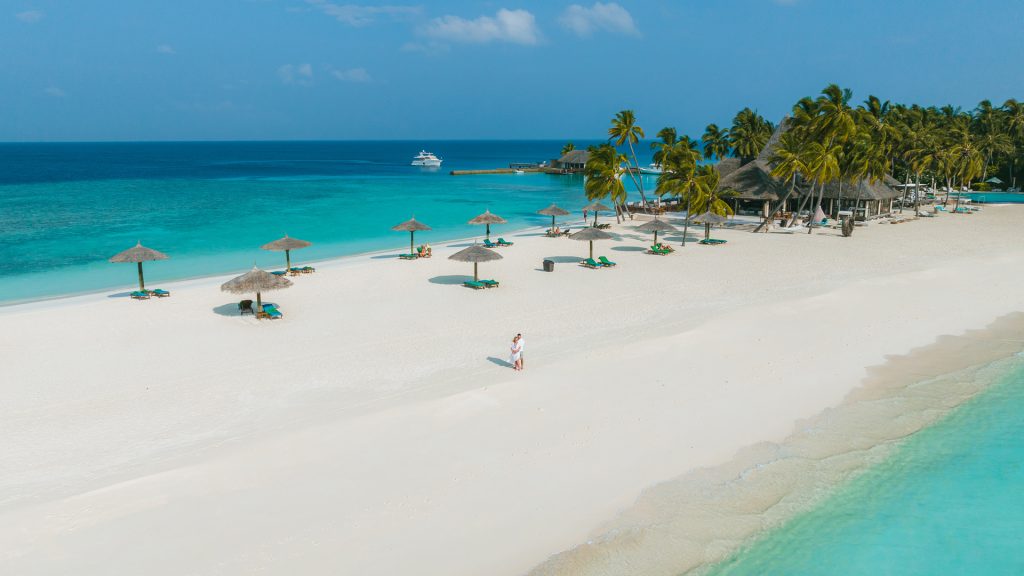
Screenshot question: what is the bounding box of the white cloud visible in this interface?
[423,8,540,45]
[44,87,66,98]
[157,44,176,55]
[16,10,44,23]
[278,63,314,85]
[331,67,372,83]
[559,3,638,37]
[306,0,420,26]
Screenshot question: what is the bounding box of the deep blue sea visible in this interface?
[708,353,1024,576]
[0,140,658,304]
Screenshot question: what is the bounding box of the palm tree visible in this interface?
[608,110,650,213]
[561,142,576,156]
[1003,99,1024,189]
[701,123,731,161]
[656,139,700,245]
[756,129,810,232]
[729,108,772,163]
[687,165,736,240]
[802,140,841,234]
[650,127,678,169]
[584,144,628,223]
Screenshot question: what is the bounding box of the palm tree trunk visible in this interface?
[681,198,692,246]
[914,172,922,214]
[835,180,844,219]
[754,175,797,233]
[626,141,649,214]
[899,171,911,214]
[790,183,815,227]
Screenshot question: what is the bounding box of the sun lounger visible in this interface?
[935,205,947,212]
[399,253,419,260]
[497,238,513,246]
[648,246,670,255]
[581,258,602,269]
[699,238,727,245]
[271,270,287,276]
[301,266,315,273]
[261,303,283,319]
[483,239,498,248]
[130,290,150,300]
[463,280,486,289]
[151,289,170,297]
[598,256,617,267]
[239,299,254,315]
[480,279,500,288]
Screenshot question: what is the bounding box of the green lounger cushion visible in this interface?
[483,239,497,248]
[581,258,602,268]
[399,253,418,259]
[497,238,513,246]
[464,281,486,289]
[598,256,617,266]
[480,279,500,287]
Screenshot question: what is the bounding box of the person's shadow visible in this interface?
[487,356,513,368]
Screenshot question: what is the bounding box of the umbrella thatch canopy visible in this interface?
[570,226,613,259]
[538,204,571,234]
[392,217,432,256]
[109,242,169,292]
[221,266,292,313]
[449,243,503,281]
[582,201,612,226]
[635,218,679,244]
[261,234,312,273]
[467,209,507,240]
[690,211,729,240]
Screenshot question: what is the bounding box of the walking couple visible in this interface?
[509,333,525,371]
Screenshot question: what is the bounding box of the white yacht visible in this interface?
[638,163,663,175]
[411,150,442,167]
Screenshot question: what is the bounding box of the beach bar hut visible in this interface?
[221,266,292,317]
[569,226,612,259]
[537,204,570,235]
[467,209,507,240]
[109,242,169,292]
[261,234,312,274]
[392,217,432,257]
[635,218,678,245]
[582,201,612,226]
[449,243,502,282]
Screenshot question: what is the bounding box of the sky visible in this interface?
[2,0,1023,142]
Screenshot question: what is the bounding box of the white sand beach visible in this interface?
[2,207,1023,575]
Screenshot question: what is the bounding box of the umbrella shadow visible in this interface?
[611,246,647,252]
[107,291,133,299]
[428,274,474,285]
[370,253,402,260]
[487,356,513,368]
[543,256,584,263]
[213,302,245,317]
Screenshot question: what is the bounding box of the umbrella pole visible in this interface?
[256,291,262,317]
[474,262,478,282]
[589,241,594,260]
[486,223,490,240]
[285,249,291,273]
[654,230,658,245]
[137,262,145,292]
[551,215,556,234]
[410,231,415,256]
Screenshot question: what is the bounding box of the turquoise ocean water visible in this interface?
[708,353,1024,576]
[0,140,656,304]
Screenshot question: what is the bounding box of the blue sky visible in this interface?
[3,0,1022,141]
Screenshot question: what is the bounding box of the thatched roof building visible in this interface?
[817,175,902,201]
[552,149,590,171]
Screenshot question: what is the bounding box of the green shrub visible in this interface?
[972,182,991,191]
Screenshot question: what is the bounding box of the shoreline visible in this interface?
[0,221,574,312]
[527,312,1024,576]
[1,206,1022,575]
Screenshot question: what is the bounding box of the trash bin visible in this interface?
[543,259,554,272]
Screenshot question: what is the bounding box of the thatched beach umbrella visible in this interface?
[448,243,503,282]
[690,211,729,240]
[570,226,612,260]
[392,217,432,256]
[220,266,292,313]
[537,204,570,234]
[635,218,678,245]
[582,201,612,226]
[261,234,312,272]
[109,242,169,292]
[467,209,507,240]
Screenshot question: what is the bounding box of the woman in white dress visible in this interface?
[510,334,523,371]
